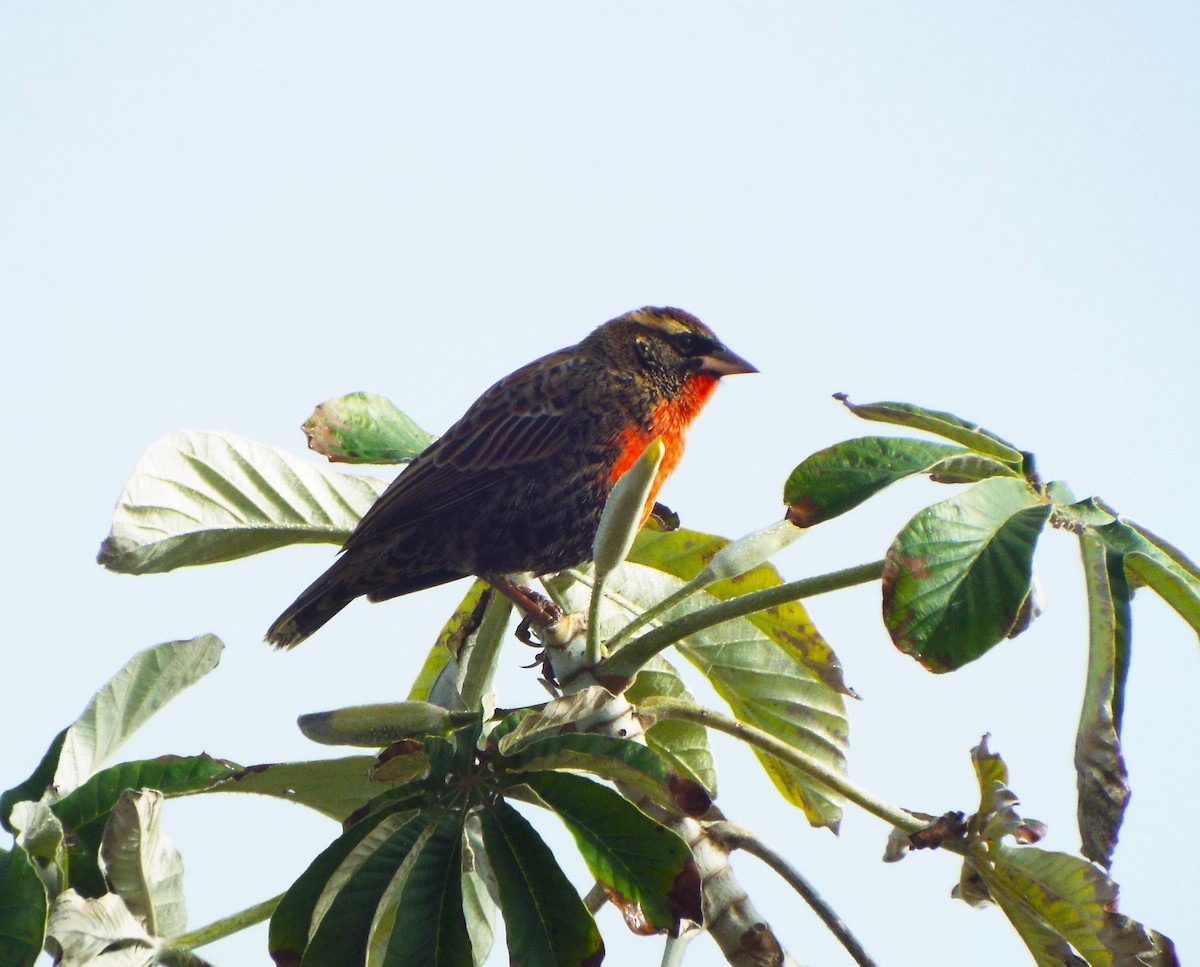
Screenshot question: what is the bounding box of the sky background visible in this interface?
[3,4,1198,965]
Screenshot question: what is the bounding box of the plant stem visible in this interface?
[646,696,923,834]
[710,821,880,967]
[458,595,514,709]
[598,559,886,683]
[171,892,284,950]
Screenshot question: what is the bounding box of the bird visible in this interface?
[266,306,756,648]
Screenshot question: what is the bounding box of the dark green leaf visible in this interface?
[302,810,436,966]
[269,810,397,963]
[883,477,1051,672]
[496,731,711,818]
[302,391,437,465]
[519,771,701,934]
[834,395,1025,465]
[0,846,48,967]
[97,431,387,573]
[1,728,67,833]
[367,813,472,967]
[783,437,1012,526]
[481,801,604,967]
[1075,537,1131,868]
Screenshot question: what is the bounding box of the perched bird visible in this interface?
[266,306,756,648]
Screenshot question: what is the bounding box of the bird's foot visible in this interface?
[485,576,563,631]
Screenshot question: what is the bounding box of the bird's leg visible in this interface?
[484,574,564,630]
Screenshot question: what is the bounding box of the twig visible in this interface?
[710,821,880,967]
[645,697,923,834]
[170,892,284,950]
[597,560,886,683]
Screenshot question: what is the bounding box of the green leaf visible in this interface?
[210,756,420,822]
[2,728,67,833]
[496,731,711,819]
[0,846,48,967]
[302,810,443,967]
[480,801,604,967]
[783,436,1015,526]
[1089,517,1200,641]
[53,636,225,795]
[518,771,701,934]
[883,477,1051,672]
[630,526,850,696]
[302,392,437,465]
[270,811,394,962]
[624,657,716,796]
[365,813,472,967]
[54,755,237,899]
[99,790,186,938]
[406,581,494,704]
[553,563,848,829]
[834,395,1025,465]
[97,431,387,573]
[1075,537,1131,868]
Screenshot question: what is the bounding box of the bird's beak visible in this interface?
[698,345,758,377]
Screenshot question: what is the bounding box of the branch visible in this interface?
[645,696,923,834]
[170,892,283,950]
[710,821,879,967]
[597,559,885,685]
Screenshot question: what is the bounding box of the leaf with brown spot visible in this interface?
[883,478,1051,672]
[302,391,436,465]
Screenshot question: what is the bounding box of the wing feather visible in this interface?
[342,351,602,551]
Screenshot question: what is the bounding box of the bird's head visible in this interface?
[586,306,757,395]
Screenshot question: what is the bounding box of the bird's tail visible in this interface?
[265,554,363,649]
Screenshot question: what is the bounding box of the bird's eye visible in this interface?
[672,331,706,355]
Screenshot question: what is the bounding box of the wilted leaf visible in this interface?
[630,526,851,696]
[480,801,604,967]
[99,791,186,938]
[97,431,387,573]
[302,391,436,465]
[834,395,1025,465]
[52,755,236,900]
[495,687,630,756]
[883,478,1051,672]
[784,436,1014,526]
[961,738,1178,966]
[45,890,159,967]
[1075,537,1131,868]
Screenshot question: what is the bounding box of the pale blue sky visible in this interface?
[4,5,1198,965]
